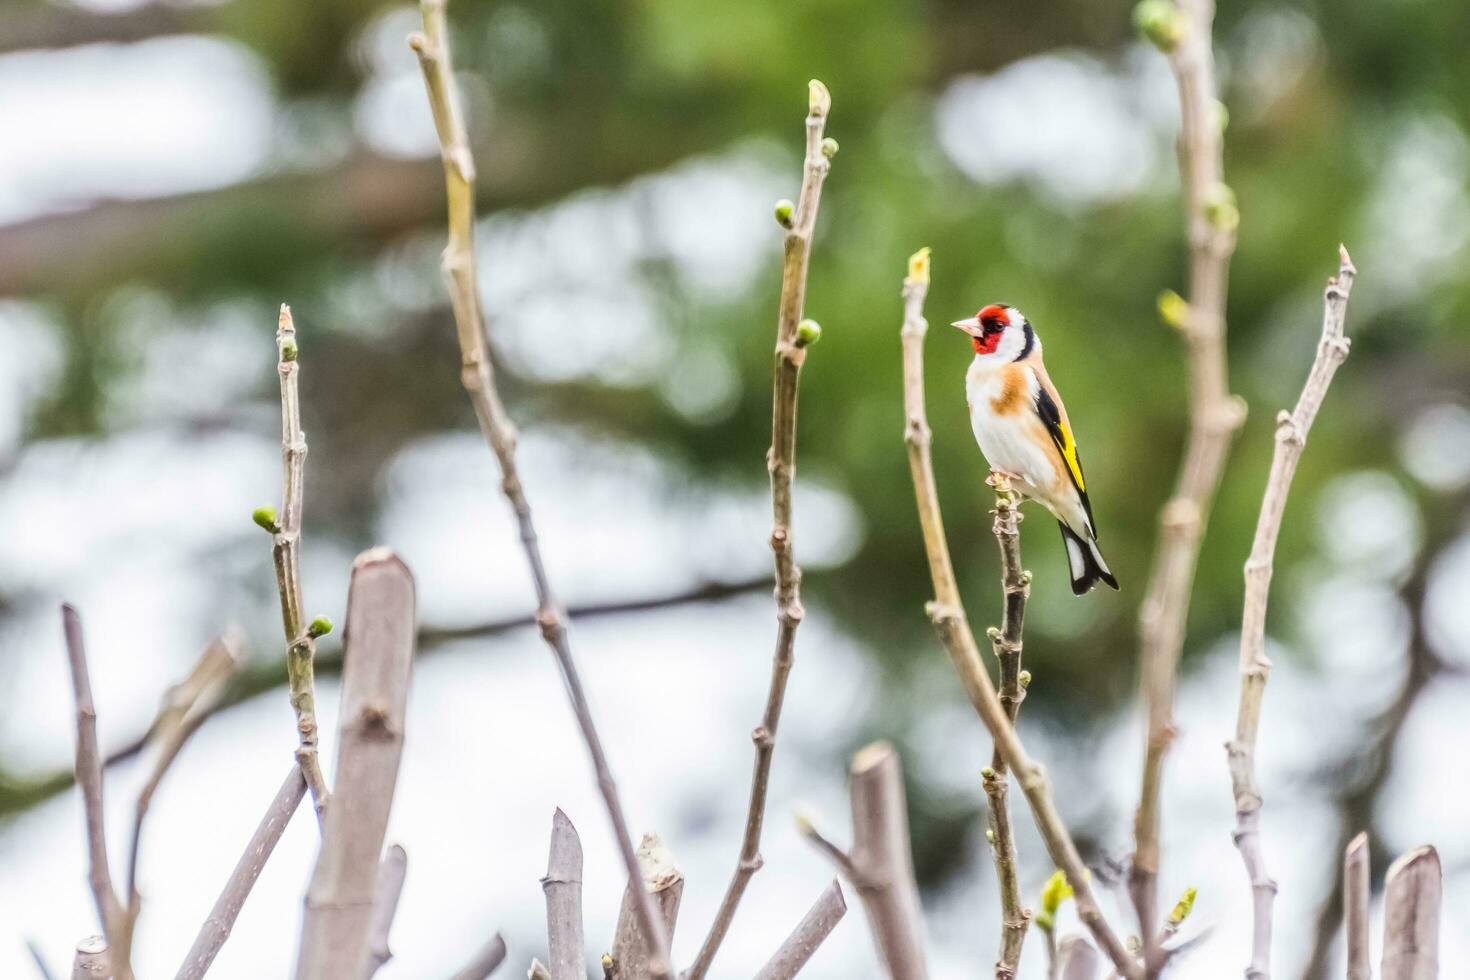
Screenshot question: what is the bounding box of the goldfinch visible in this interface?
[951,304,1118,595]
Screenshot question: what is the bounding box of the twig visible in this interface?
[60,605,128,979]
[1132,2,1245,967]
[528,962,552,980]
[361,845,410,979]
[1056,935,1102,980]
[541,809,586,980]
[985,474,1032,979]
[685,77,835,980]
[27,939,58,980]
[1226,248,1355,980]
[1343,833,1370,980]
[447,934,508,980]
[897,251,1140,979]
[297,550,417,979]
[802,742,927,979]
[751,879,847,980]
[267,303,331,820]
[407,5,669,971]
[70,937,110,980]
[175,767,307,980]
[1381,846,1440,980]
[608,834,684,979]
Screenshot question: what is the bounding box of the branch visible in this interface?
[528,962,552,980]
[1131,3,1245,968]
[985,475,1033,979]
[60,605,129,980]
[896,252,1140,979]
[297,550,418,979]
[447,934,508,980]
[1343,833,1369,980]
[27,938,58,980]
[174,767,307,980]
[1226,247,1355,980]
[1381,846,1440,980]
[685,76,835,980]
[1056,935,1102,980]
[751,880,847,980]
[265,303,331,819]
[540,809,586,980]
[608,834,684,980]
[407,5,670,971]
[361,845,410,979]
[70,937,110,980]
[804,742,927,979]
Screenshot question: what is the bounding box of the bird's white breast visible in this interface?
[965,358,1056,501]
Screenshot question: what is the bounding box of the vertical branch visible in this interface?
[751,880,847,980]
[685,77,835,980]
[297,550,417,980]
[541,809,586,980]
[361,845,409,979]
[985,476,1032,979]
[1132,1,1244,966]
[1380,846,1440,980]
[1226,249,1355,980]
[847,742,929,980]
[406,5,669,971]
[269,304,331,818]
[61,605,129,980]
[1343,833,1370,980]
[609,834,684,980]
[1056,936,1102,980]
[897,252,1140,978]
[175,767,307,980]
[70,937,111,980]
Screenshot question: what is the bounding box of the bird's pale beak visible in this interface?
[950,316,983,337]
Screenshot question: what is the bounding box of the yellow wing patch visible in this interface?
[1057,419,1086,492]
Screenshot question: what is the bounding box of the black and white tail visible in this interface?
[1058,522,1118,596]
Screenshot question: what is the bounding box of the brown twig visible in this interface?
[1132,2,1245,968]
[268,303,331,820]
[751,880,847,980]
[685,77,834,980]
[1226,248,1355,980]
[897,251,1140,978]
[70,937,110,980]
[407,4,669,970]
[608,834,684,980]
[1056,935,1102,980]
[448,934,508,980]
[801,742,927,979]
[361,845,410,979]
[1381,846,1440,980]
[61,605,128,980]
[175,767,307,980]
[297,550,417,979]
[541,809,586,980]
[1343,833,1370,980]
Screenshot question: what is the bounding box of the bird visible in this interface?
[950,303,1118,595]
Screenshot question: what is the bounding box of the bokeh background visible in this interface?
[2,0,1469,977]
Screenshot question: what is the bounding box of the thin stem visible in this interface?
[897,252,1140,979]
[1227,249,1355,980]
[1381,846,1440,980]
[361,845,409,979]
[1132,2,1244,968]
[447,933,508,980]
[407,5,669,971]
[272,304,330,820]
[1343,833,1370,980]
[685,77,834,980]
[541,809,586,980]
[751,880,847,980]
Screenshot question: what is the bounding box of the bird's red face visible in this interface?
[951,304,1014,355]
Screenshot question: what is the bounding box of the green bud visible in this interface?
[986,626,1001,641]
[252,506,280,533]
[1133,0,1188,52]
[820,136,839,158]
[307,616,334,639]
[1203,182,1240,232]
[1018,670,1032,689]
[1213,100,1230,133]
[280,337,299,363]
[796,319,822,348]
[981,766,997,781]
[1168,886,1198,925]
[1157,288,1190,329]
[1040,869,1074,917]
[985,828,996,843]
[774,198,795,228]
[1035,909,1054,932]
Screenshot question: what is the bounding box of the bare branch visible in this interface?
[847,743,928,979]
[70,937,111,980]
[1344,833,1370,980]
[407,4,669,970]
[1381,846,1440,980]
[268,303,331,818]
[540,809,586,980]
[1225,248,1355,980]
[175,767,307,980]
[1056,935,1102,980]
[685,77,835,980]
[609,834,684,979]
[60,605,128,979]
[896,253,1140,978]
[1132,2,1245,966]
[751,879,847,980]
[528,962,552,980]
[297,550,417,979]
[447,934,508,980]
[361,845,410,979]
